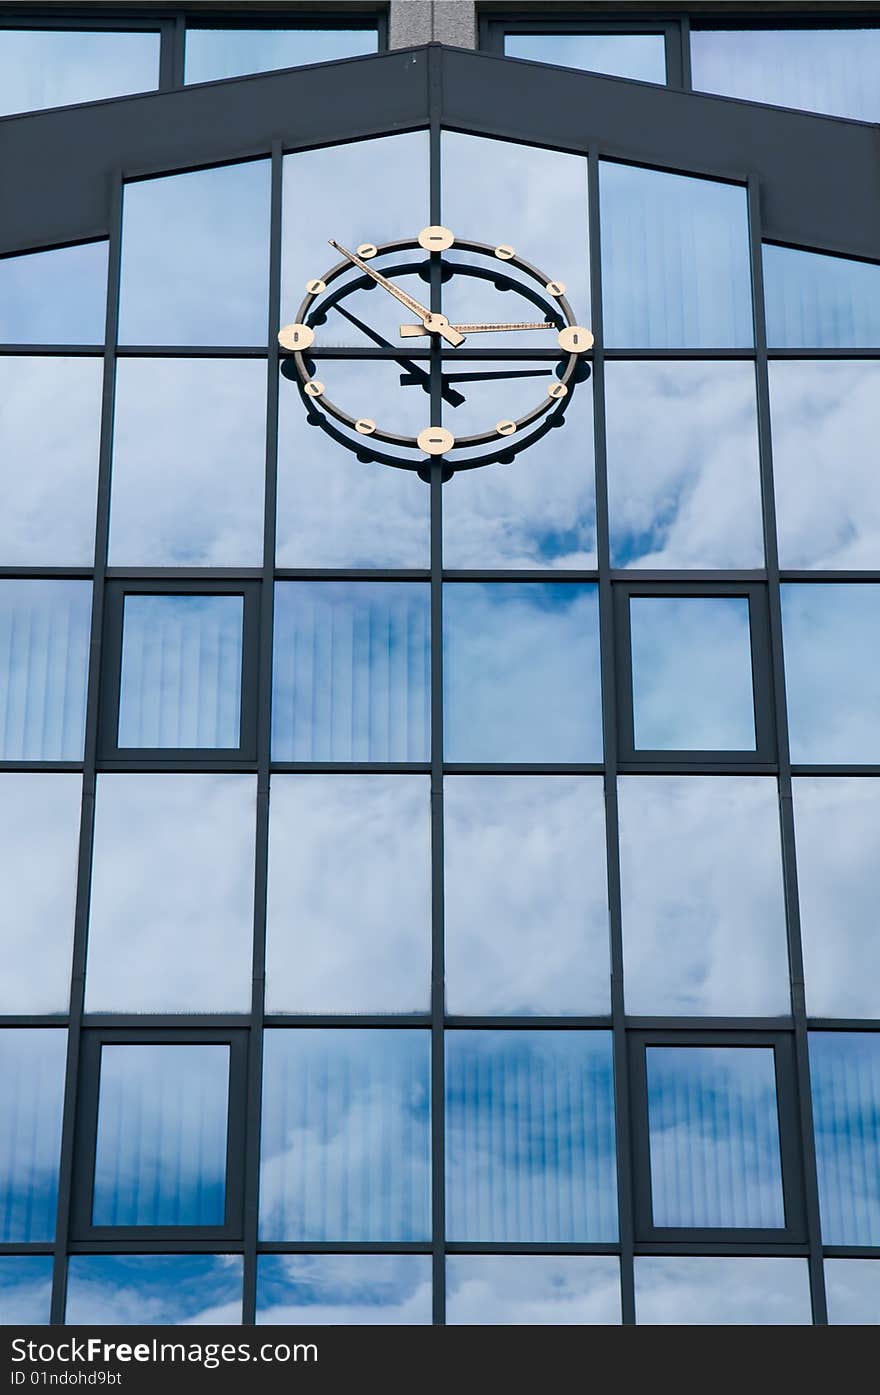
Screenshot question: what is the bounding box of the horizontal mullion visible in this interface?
[262,1015,432,1028]
[0,1243,55,1254]
[444,1242,621,1255]
[0,762,84,773]
[274,569,431,581]
[0,567,95,579]
[768,348,880,359]
[445,1017,612,1030]
[105,567,264,581]
[609,569,765,584]
[807,1019,880,1032]
[443,764,605,776]
[602,348,756,359]
[80,1015,252,1030]
[791,765,880,776]
[270,762,431,775]
[779,572,880,583]
[616,761,779,775]
[256,1241,431,1254]
[443,570,599,582]
[66,1238,244,1255]
[634,1240,810,1257]
[0,1016,69,1028]
[115,344,268,357]
[97,758,259,773]
[626,1017,794,1032]
[822,1245,880,1258]
[0,344,104,356]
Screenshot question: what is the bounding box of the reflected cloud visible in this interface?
[506,32,666,83]
[634,1256,811,1324]
[0,580,91,761]
[809,1032,880,1246]
[782,584,880,763]
[65,1256,242,1325]
[446,1255,621,1325]
[0,241,108,348]
[0,29,159,117]
[256,1255,431,1325]
[0,1030,66,1243]
[763,244,880,350]
[825,1259,880,1325]
[0,1256,53,1325]
[184,27,376,84]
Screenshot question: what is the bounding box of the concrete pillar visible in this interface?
[389,0,477,51]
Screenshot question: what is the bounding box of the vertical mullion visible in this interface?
[588,148,635,1327]
[679,15,693,92]
[49,172,124,1327]
[748,175,827,1325]
[241,138,283,1328]
[165,13,186,90]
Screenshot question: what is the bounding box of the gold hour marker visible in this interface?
[304,380,324,397]
[417,426,455,456]
[557,325,594,354]
[546,280,567,298]
[548,382,568,400]
[278,323,315,351]
[356,243,378,259]
[355,418,377,435]
[418,225,455,251]
[305,278,326,295]
[495,245,515,260]
[496,420,517,436]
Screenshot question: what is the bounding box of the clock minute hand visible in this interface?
[329,240,465,348]
[399,320,554,337]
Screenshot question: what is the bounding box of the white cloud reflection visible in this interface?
[446,1256,621,1325]
[0,1257,53,1325]
[634,1256,811,1324]
[825,1259,880,1325]
[65,1256,242,1325]
[256,1254,431,1325]
[782,584,880,763]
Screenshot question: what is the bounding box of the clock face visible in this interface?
[278,226,593,476]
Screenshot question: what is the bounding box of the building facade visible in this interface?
[1,0,879,1326]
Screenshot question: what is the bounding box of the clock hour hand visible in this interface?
[329,240,465,348]
[399,320,554,338]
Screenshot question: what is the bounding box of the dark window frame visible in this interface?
[480,11,684,88]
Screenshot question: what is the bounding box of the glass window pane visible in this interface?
[505,33,666,84]
[630,596,756,751]
[825,1259,880,1325]
[66,1256,242,1324]
[445,1031,617,1242]
[600,162,753,349]
[110,359,266,566]
[86,774,255,1014]
[446,1255,621,1325]
[444,776,609,1015]
[619,777,789,1016]
[272,582,430,762]
[691,28,880,123]
[276,359,430,568]
[443,583,602,762]
[0,774,80,1014]
[0,1029,66,1242]
[0,1256,53,1325]
[635,1256,811,1324]
[92,1044,229,1227]
[256,1255,431,1325]
[0,242,107,347]
[265,775,431,1014]
[119,162,271,347]
[0,580,91,761]
[810,1032,880,1246]
[117,595,244,750]
[646,1046,785,1229]
[0,29,159,116]
[782,584,880,764]
[259,1029,431,1241]
[770,361,880,569]
[185,27,377,83]
[0,357,102,565]
[794,778,880,1018]
[606,361,763,568]
[763,244,880,349]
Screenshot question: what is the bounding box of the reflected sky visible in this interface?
[505,32,666,84]
[86,774,255,1013]
[0,29,159,116]
[110,358,266,565]
[0,580,91,761]
[443,776,610,1015]
[260,1029,431,1241]
[630,595,756,751]
[794,778,880,1018]
[0,774,80,1015]
[256,1255,431,1326]
[782,584,880,764]
[809,1032,880,1247]
[445,1031,617,1242]
[65,1256,242,1325]
[0,1256,53,1326]
[0,242,108,346]
[606,361,763,568]
[763,244,880,350]
[634,1256,811,1324]
[446,1256,621,1326]
[825,1259,880,1325]
[265,775,431,1014]
[619,777,789,1016]
[0,1030,66,1243]
[92,1044,229,1227]
[443,583,602,762]
[184,27,376,83]
[119,162,271,346]
[0,356,101,565]
[770,361,880,569]
[600,161,753,349]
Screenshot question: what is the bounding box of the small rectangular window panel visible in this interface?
[446,1255,621,1326]
[0,29,160,117]
[0,581,91,761]
[184,27,377,84]
[505,33,666,85]
[824,1259,880,1326]
[0,1029,67,1243]
[634,1256,811,1325]
[763,245,880,350]
[255,1255,432,1326]
[0,1256,54,1326]
[810,1032,880,1247]
[65,1255,243,1325]
[0,242,108,347]
[781,584,880,764]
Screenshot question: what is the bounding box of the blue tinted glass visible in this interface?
[0,1256,53,1325]
[781,584,880,763]
[66,1256,242,1325]
[635,1256,811,1324]
[256,1255,431,1325]
[447,1255,621,1325]
[825,1259,880,1325]
[185,27,376,83]
[119,162,271,346]
[118,595,243,749]
[763,245,880,349]
[506,32,666,83]
[272,582,430,762]
[630,596,756,751]
[600,162,753,348]
[445,1031,617,1242]
[0,581,91,760]
[810,1032,880,1246]
[646,1046,785,1229]
[691,29,880,123]
[443,583,602,763]
[260,1030,431,1241]
[92,1045,229,1227]
[0,242,107,346]
[0,30,159,116]
[0,1030,66,1242]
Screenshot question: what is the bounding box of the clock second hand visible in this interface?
[328,240,465,348]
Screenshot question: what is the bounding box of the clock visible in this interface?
[278,226,593,475]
